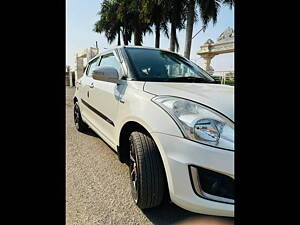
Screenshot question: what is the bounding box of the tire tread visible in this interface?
[130,131,165,209]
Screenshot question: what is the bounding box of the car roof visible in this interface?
[89,45,178,62]
[118,45,173,52]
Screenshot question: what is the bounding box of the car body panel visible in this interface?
[151,132,234,217]
[144,82,234,122]
[114,81,184,145]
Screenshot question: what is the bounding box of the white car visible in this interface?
[73,46,234,217]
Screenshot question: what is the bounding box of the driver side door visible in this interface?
[88,51,124,147]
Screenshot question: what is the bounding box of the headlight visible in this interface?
[152,96,234,150]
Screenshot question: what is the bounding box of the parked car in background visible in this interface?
[73,46,234,217]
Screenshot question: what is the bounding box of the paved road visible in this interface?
[66,87,233,225]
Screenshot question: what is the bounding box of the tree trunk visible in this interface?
[123,36,128,45]
[122,29,128,45]
[117,30,121,46]
[170,23,176,52]
[155,23,160,48]
[184,0,195,59]
[134,29,143,46]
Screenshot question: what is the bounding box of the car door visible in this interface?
[88,51,124,146]
[79,56,100,124]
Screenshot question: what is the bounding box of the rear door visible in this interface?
[79,56,100,123]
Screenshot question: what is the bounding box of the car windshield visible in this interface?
[125,48,215,83]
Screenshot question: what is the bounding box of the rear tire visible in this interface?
[74,102,89,133]
[128,131,166,209]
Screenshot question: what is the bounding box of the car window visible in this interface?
[99,53,122,75]
[86,57,100,77]
[125,48,214,82]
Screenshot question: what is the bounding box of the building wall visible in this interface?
[66,72,70,86]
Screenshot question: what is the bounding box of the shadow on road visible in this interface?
[142,200,198,225]
[85,128,99,138]
[141,200,234,225]
[84,128,119,156]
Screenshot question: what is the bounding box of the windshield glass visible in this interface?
[125,48,215,82]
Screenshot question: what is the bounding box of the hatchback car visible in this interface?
[73,46,234,217]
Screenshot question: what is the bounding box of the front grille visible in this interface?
[189,165,234,204]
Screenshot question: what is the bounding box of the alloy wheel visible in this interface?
[129,140,139,203]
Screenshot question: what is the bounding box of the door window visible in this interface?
[99,53,122,76]
[86,57,100,77]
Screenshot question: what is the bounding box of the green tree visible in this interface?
[140,0,169,48]
[94,0,234,53]
[94,0,122,45]
[113,0,132,45]
[116,0,152,46]
[166,0,187,52]
[183,0,234,59]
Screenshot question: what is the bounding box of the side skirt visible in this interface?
[81,114,118,152]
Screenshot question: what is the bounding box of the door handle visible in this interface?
[89,83,94,88]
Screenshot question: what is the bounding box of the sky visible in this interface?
[66,0,234,71]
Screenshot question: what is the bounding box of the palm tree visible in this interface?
[115,0,133,45]
[95,0,234,52]
[183,0,196,58]
[183,0,234,59]
[116,0,152,46]
[140,0,169,48]
[94,0,122,45]
[166,0,187,52]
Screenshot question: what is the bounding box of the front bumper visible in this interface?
[151,132,234,217]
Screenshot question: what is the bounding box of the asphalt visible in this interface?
[66,86,234,225]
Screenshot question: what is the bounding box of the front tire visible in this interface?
[74,102,88,132]
[128,131,166,209]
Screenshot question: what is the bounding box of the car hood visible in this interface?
[144,82,234,122]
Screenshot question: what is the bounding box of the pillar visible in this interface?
[202,54,215,74]
[69,71,73,87]
[75,54,84,80]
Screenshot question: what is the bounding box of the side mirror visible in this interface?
[92,66,119,83]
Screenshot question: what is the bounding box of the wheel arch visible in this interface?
[118,121,150,164]
[117,120,170,201]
